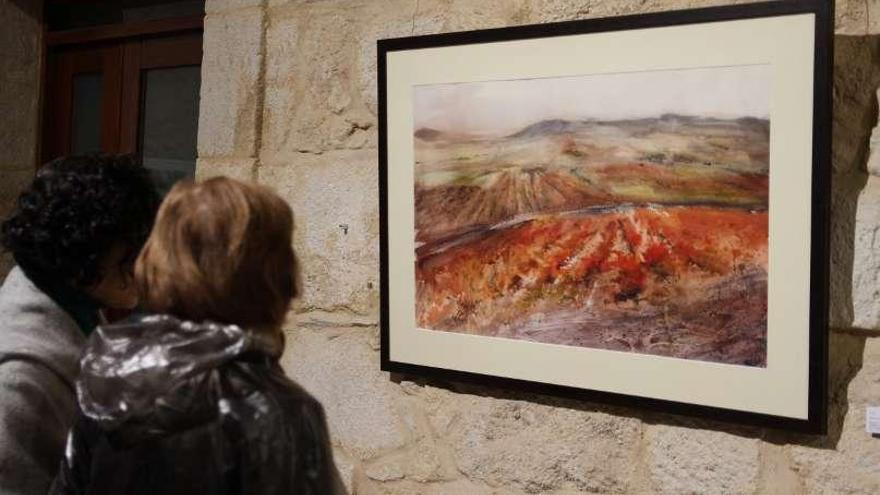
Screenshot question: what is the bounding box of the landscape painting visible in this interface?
[412,65,770,367]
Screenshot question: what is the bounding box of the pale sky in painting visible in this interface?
[413,64,770,137]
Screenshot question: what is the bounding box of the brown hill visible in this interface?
[415,168,611,243]
[414,127,445,141]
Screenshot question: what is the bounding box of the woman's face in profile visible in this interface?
[86,244,140,310]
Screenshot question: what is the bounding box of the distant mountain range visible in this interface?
[415,114,770,141]
[508,119,578,138]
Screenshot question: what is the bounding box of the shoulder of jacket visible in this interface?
[0,268,85,384]
[0,357,76,398]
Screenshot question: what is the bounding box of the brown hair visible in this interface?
[135,177,298,331]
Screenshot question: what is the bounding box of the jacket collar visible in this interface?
[14,256,102,336]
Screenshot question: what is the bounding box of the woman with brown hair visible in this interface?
[51,177,346,495]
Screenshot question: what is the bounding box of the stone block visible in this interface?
[258,149,379,319]
[868,89,880,177]
[444,394,641,493]
[412,0,528,34]
[205,0,263,15]
[354,0,536,123]
[535,0,849,24]
[830,171,862,329]
[401,439,459,483]
[756,442,805,494]
[521,0,593,23]
[788,336,880,494]
[646,424,760,495]
[526,0,742,23]
[833,36,880,176]
[872,1,880,35]
[279,326,408,459]
[527,0,870,34]
[194,157,257,181]
[0,1,41,171]
[261,2,406,154]
[828,331,867,436]
[198,7,264,158]
[365,438,458,483]
[357,477,531,495]
[355,0,424,119]
[837,0,871,35]
[364,455,406,482]
[853,176,880,331]
[262,0,536,154]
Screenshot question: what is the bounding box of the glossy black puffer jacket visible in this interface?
[51,315,347,495]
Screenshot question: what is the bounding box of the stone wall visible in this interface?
[0,0,41,278]
[197,0,880,493]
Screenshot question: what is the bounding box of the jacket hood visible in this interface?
[77,314,282,440]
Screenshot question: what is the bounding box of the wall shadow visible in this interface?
[829,35,880,327]
[390,331,865,448]
[9,0,41,21]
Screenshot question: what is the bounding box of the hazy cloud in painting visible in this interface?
[414,64,770,137]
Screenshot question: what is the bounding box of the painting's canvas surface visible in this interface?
[413,65,770,367]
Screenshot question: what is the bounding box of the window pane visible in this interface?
[71,72,103,154]
[140,65,201,194]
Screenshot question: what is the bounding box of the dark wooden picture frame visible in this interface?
[379,0,832,433]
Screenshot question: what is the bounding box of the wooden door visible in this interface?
[43,43,124,159]
[41,18,203,176]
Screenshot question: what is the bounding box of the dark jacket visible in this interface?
[51,315,347,495]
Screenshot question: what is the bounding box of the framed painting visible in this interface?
[379,0,831,433]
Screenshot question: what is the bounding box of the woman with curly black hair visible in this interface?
[0,154,159,495]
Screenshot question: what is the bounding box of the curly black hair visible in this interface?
[1,154,160,287]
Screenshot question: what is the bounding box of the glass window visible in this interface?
[140,65,201,194]
[71,72,103,154]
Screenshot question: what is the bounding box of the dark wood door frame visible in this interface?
[41,15,203,164]
[46,15,203,46]
[43,44,124,159]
